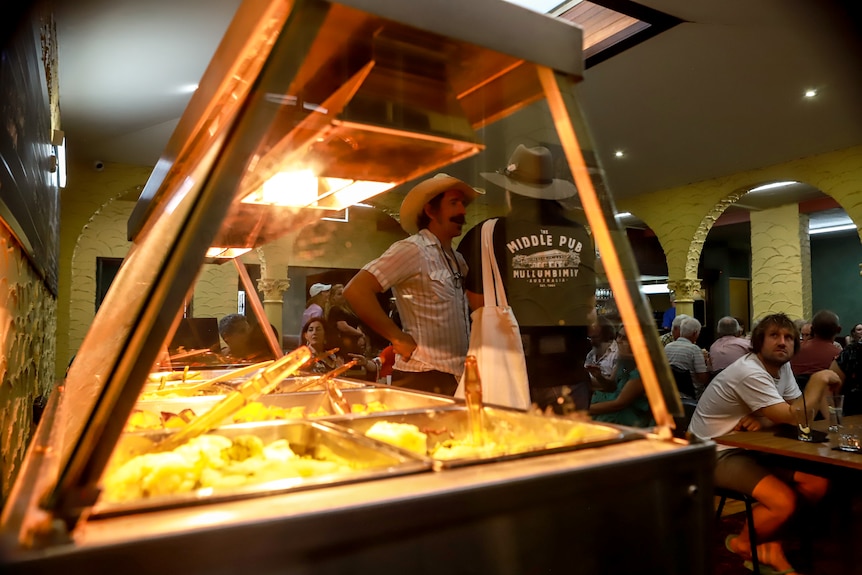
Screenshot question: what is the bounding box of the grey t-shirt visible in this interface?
[688,353,800,444]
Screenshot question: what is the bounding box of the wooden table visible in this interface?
[714,414,862,474]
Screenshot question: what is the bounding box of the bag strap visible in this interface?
[480,219,508,308]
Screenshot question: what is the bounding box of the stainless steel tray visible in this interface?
[334,407,642,468]
[94,420,430,517]
[130,387,458,429]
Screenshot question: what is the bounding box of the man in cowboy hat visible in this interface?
[457,144,596,412]
[344,173,481,395]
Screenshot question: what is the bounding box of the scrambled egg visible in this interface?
[102,434,352,502]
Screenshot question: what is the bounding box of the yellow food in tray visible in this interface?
[363,418,619,461]
[102,434,353,502]
[351,400,388,414]
[364,421,428,456]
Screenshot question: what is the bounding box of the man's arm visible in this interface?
[759,369,842,425]
[344,270,416,359]
[466,290,483,312]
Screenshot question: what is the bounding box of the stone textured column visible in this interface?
[750,204,807,320]
[667,278,702,319]
[257,277,290,340]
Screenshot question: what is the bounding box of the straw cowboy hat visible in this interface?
[481,145,577,200]
[399,173,482,234]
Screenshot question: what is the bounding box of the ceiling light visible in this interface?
[748,181,798,193]
[614,150,625,158]
[503,0,565,13]
[809,223,856,235]
[178,83,199,94]
[615,212,632,218]
[641,283,669,295]
[804,89,817,98]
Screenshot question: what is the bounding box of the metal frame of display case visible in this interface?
[2,0,708,572]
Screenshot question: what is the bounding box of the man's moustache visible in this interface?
[450,216,466,225]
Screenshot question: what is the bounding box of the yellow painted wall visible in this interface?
[57,160,150,379]
[618,145,862,311]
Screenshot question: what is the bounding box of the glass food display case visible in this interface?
[1,0,715,572]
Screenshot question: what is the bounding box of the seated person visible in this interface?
[709,316,751,374]
[300,316,343,374]
[585,316,618,393]
[588,327,654,428]
[790,309,842,389]
[218,314,273,363]
[348,326,395,383]
[831,338,862,415]
[664,317,710,398]
[689,313,841,575]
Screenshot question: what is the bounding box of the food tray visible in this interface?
[333,407,642,469]
[94,420,430,517]
[140,372,371,398]
[130,386,458,429]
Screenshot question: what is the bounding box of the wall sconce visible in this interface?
[51,129,67,188]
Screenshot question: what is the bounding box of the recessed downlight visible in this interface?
[804,88,817,98]
[614,150,625,158]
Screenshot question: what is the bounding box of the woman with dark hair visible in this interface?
[844,323,862,347]
[300,316,342,374]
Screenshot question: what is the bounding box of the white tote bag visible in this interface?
[456,219,531,410]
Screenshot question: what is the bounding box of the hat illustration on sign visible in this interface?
[481,145,577,200]
[398,173,483,235]
[309,283,331,298]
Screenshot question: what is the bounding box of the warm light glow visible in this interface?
[615,211,632,218]
[748,181,798,193]
[804,89,817,98]
[246,170,319,206]
[206,247,252,259]
[614,150,624,158]
[244,170,393,210]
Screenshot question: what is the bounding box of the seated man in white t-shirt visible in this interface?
[689,313,840,575]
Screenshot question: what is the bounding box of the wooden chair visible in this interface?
[715,487,760,573]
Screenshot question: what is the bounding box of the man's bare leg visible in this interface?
[726,475,799,572]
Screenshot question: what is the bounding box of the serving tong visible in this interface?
[144,360,274,397]
[153,346,312,452]
[278,359,357,414]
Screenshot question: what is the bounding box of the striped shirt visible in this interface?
[364,229,471,378]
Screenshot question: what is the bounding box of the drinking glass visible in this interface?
[794,405,816,442]
[837,424,862,452]
[826,395,844,433]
